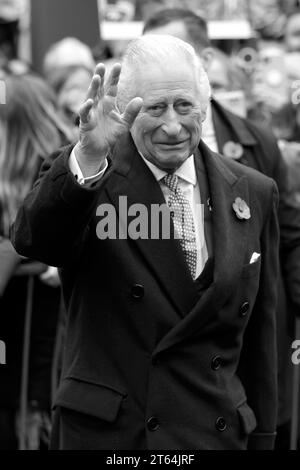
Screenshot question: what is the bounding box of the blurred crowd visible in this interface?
[1,0,300,450]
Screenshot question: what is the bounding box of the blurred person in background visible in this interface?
[250,44,289,130]
[251,7,300,132]
[143,7,300,449]
[273,52,300,200]
[251,27,300,202]
[207,48,246,93]
[136,0,248,22]
[43,37,95,139]
[0,66,72,449]
[46,64,93,139]
[206,47,252,118]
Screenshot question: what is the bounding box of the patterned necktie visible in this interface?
[163,173,197,279]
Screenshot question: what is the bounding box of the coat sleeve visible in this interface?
[238,180,279,450]
[10,145,110,267]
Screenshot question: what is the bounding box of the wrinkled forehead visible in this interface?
[134,56,198,92]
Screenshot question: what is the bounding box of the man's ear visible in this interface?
[200,47,215,71]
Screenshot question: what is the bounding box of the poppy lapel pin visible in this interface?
[223,141,244,160]
[232,197,251,220]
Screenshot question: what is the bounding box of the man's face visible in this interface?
[285,14,300,52]
[130,60,203,171]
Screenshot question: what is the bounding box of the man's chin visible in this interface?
[160,151,191,168]
[154,155,189,171]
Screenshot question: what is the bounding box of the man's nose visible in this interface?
[161,108,182,137]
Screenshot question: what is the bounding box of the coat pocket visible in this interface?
[52,376,127,422]
[241,258,261,279]
[237,402,258,435]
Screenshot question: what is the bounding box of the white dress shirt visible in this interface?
[69,150,208,278]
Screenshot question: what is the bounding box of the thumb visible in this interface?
[122,97,143,129]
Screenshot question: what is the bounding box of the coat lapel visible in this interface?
[154,140,250,355]
[105,134,199,318]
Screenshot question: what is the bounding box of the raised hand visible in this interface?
[75,63,143,176]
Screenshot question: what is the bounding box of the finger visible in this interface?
[105,63,122,97]
[79,99,94,124]
[94,63,106,78]
[122,97,143,128]
[94,63,106,98]
[86,74,101,101]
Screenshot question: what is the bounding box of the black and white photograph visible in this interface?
[1,0,300,454]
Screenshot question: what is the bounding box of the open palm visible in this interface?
[78,63,143,161]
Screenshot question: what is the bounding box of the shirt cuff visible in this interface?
[69,148,108,185]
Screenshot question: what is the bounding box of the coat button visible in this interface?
[146,416,160,431]
[240,301,250,317]
[211,355,222,371]
[131,284,144,299]
[215,417,227,432]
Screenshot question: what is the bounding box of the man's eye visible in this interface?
[176,102,193,113]
[147,105,164,116]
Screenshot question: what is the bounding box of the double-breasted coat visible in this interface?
[11,136,279,450]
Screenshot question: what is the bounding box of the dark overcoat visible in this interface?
[11,136,279,450]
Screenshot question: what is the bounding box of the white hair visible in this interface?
[117,34,211,116]
[43,37,95,77]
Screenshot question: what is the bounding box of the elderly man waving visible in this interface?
[12,35,279,450]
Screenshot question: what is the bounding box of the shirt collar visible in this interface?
[140,153,197,186]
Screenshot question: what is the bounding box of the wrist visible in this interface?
[74,142,107,178]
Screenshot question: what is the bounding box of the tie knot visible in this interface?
[163,173,179,193]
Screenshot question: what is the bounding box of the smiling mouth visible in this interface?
[156,141,188,147]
